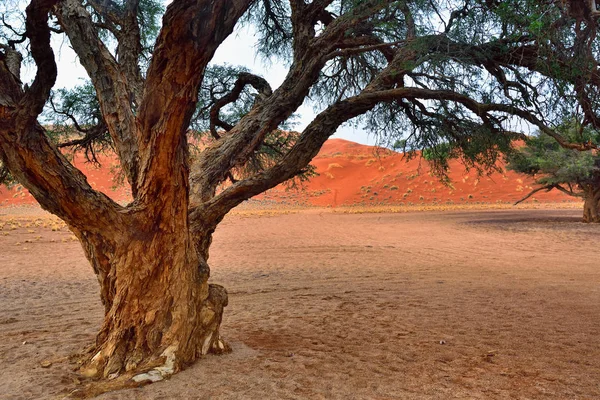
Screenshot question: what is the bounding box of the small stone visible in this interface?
[439,340,446,345]
[40,360,52,368]
[201,332,214,355]
[22,341,28,345]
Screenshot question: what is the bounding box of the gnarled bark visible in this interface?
[78,226,229,382]
[582,184,600,223]
[1,1,250,395]
[62,213,231,400]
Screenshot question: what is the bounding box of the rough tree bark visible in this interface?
[73,221,230,382]
[63,0,255,388]
[0,0,252,394]
[582,184,600,223]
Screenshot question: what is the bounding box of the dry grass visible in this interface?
[0,215,67,232]
[333,201,584,214]
[228,208,300,218]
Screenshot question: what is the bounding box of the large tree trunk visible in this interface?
[582,184,600,223]
[73,222,229,386]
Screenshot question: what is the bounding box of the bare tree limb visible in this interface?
[325,39,404,61]
[0,0,123,231]
[19,0,59,120]
[514,185,556,205]
[514,183,583,205]
[56,0,140,194]
[135,0,253,209]
[114,0,144,106]
[208,72,272,139]
[554,183,584,197]
[1,15,27,48]
[190,1,398,206]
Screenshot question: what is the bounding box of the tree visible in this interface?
[1,0,599,394]
[508,121,600,222]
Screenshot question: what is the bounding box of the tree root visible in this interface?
[62,284,231,399]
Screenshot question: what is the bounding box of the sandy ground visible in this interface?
[0,139,575,209]
[1,207,599,399]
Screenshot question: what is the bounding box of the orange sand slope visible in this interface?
[0,138,573,207]
[259,139,573,207]
[0,153,131,206]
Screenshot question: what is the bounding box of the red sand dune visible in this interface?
[0,153,131,206]
[256,139,573,207]
[0,138,573,208]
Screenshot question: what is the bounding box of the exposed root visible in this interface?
[63,284,231,399]
[64,374,146,399]
[201,284,232,356]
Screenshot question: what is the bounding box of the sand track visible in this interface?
[1,208,599,399]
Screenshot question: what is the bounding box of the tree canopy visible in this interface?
[2,1,600,197]
[507,120,600,221]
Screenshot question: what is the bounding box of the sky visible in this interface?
[31,8,377,146]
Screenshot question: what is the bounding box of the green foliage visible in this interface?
[86,0,164,63]
[242,0,293,61]
[392,139,407,151]
[422,142,451,163]
[0,160,15,187]
[137,0,164,53]
[44,82,112,163]
[48,82,102,129]
[507,122,600,193]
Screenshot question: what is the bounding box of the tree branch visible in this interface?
[325,39,403,62]
[189,2,395,206]
[554,183,584,198]
[514,184,555,205]
[56,0,140,195]
[57,126,105,148]
[1,15,27,48]
[19,0,59,120]
[352,86,598,151]
[134,0,253,209]
[114,0,144,106]
[0,0,124,231]
[49,95,89,133]
[195,85,387,223]
[208,72,272,139]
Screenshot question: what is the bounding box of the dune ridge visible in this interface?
[0,138,574,208]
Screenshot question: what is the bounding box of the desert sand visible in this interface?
[1,206,599,399]
[0,139,576,209]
